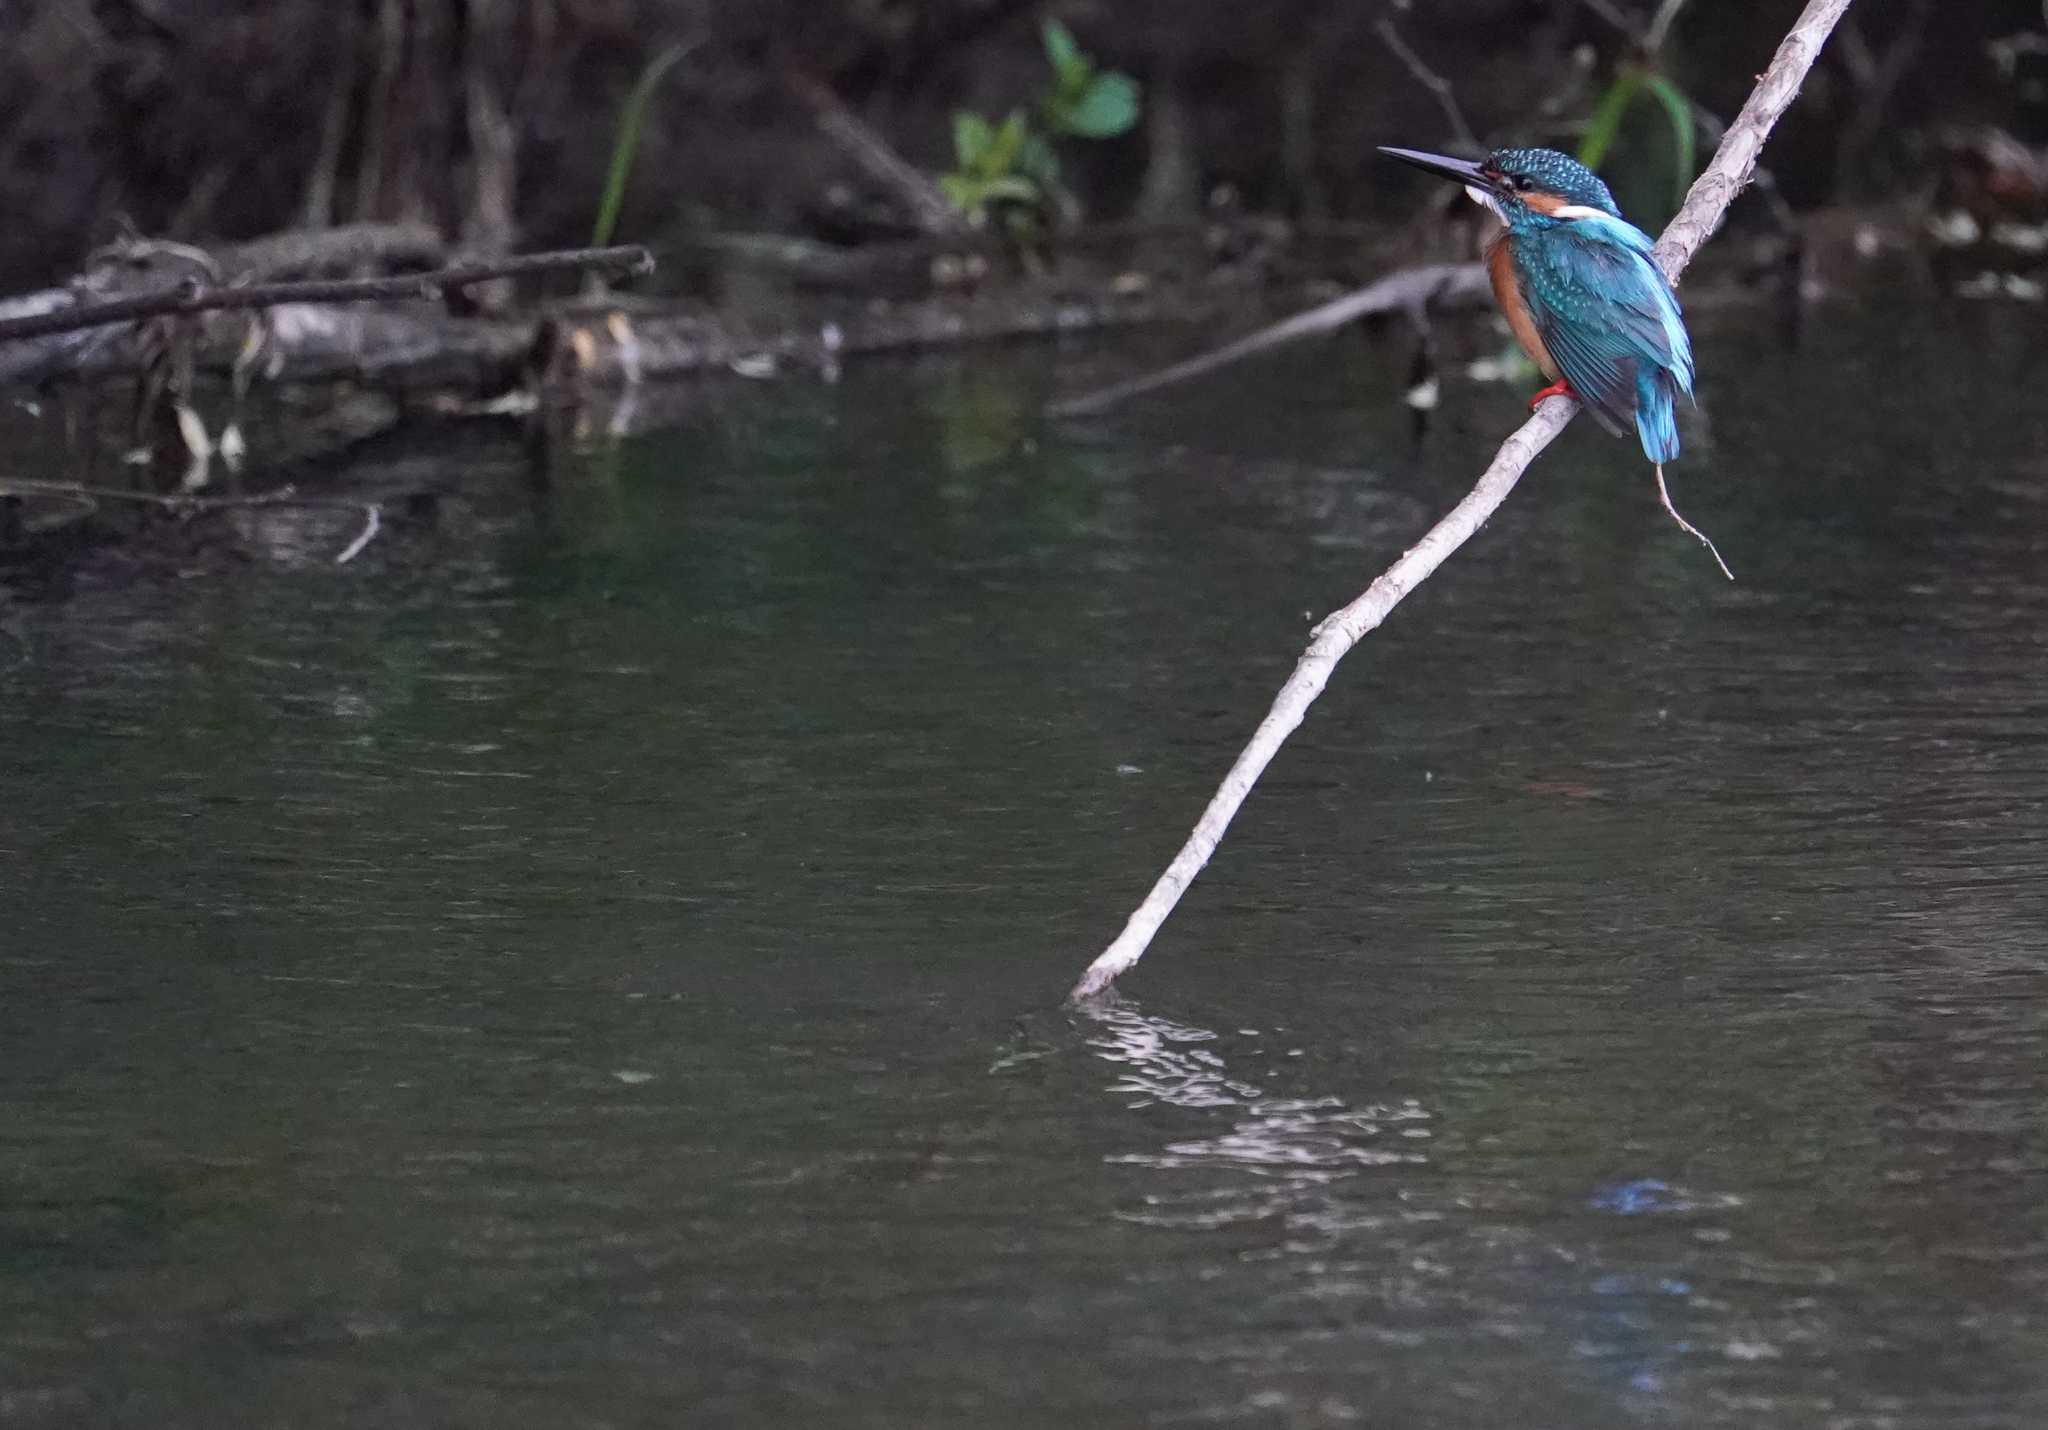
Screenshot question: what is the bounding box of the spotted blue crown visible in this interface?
[1486,147,1621,218]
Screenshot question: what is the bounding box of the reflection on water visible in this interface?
[1086,1002,1429,1238]
[1080,999,1728,1415]
[1076,997,1917,1419]
[1089,1006,1264,1109]
[4,310,2048,1427]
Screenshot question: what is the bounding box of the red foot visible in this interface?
[1527,378,1576,411]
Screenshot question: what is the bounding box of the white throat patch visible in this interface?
[1464,185,1506,222]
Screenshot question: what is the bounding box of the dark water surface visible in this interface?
[4,305,2047,1427]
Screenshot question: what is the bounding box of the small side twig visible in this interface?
[1574,0,1641,37]
[0,245,654,346]
[1067,0,1856,1004]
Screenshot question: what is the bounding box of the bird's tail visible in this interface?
[1634,370,1681,465]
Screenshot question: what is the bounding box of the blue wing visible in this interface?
[1509,214,1693,462]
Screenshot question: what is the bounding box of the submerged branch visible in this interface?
[0,477,394,564]
[1068,0,1857,1004]
[1047,262,1490,418]
[0,476,389,519]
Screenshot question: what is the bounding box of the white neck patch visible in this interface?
[1464,185,1506,222]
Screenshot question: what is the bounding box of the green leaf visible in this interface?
[988,110,1029,173]
[1058,71,1140,139]
[1640,73,1698,210]
[939,173,980,213]
[954,111,996,169]
[980,175,1042,206]
[1042,20,1087,85]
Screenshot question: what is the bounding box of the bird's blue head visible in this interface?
[1379,145,1623,231]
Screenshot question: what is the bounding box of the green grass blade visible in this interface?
[591,40,698,249]
[1640,73,1698,211]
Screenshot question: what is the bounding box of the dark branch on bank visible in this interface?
[0,246,653,346]
[784,68,968,237]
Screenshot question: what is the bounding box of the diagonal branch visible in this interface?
[783,68,968,237]
[1068,0,1855,1004]
[1047,263,1491,418]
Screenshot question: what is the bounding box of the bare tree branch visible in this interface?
[1068,0,1857,1004]
[1374,13,1483,154]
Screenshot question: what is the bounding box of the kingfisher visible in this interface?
[1379,144,1727,577]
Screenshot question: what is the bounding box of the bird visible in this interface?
[1378,144,1728,578]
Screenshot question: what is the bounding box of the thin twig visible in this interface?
[1573,0,1738,161]
[1373,14,1483,153]
[0,246,654,345]
[1644,0,1693,52]
[1068,0,1857,1004]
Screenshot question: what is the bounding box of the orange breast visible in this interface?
[1487,236,1559,382]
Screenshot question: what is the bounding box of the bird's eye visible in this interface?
[1510,174,1533,192]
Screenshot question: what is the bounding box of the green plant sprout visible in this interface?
[939,21,1140,238]
[1038,19,1141,141]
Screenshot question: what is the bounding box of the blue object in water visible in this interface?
[1588,1177,1680,1215]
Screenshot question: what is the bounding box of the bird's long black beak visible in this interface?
[1378,146,1496,193]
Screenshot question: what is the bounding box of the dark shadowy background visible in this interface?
[2,0,2041,286]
